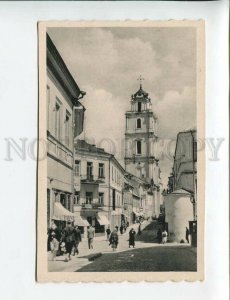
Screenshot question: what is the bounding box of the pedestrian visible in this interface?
[106,226,111,241]
[162,229,168,244]
[129,228,136,248]
[87,225,95,250]
[157,228,162,244]
[50,232,59,261]
[72,224,82,255]
[138,223,141,235]
[120,224,123,235]
[61,221,75,262]
[186,227,190,244]
[47,220,60,251]
[109,227,119,251]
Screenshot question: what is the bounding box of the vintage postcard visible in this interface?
[37,20,205,282]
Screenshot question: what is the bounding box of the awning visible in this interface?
[74,213,89,227]
[97,213,110,225]
[53,202,74,221]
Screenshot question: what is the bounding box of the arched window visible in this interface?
[136,140,142,155]
[137,118,141,129]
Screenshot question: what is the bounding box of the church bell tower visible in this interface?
[124,76,159,184]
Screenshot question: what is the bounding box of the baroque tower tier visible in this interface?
[125,82,159,186]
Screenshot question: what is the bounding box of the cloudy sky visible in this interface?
[48,26,197,187]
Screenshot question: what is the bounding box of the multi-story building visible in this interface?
[164,129,197,242]
[124,81,162,217]
[170,129,197,194]
[73,140,126,237]
[46,34,85,229]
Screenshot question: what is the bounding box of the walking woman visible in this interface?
[109,227,119,252]
[129,228,136,248]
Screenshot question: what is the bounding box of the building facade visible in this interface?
[164,129,197,242]
[169,129,197,195]
[73,140,126,237]
[46,34,85,229]
[124,82,162,218]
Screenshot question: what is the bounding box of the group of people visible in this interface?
[156,227,190,244]
[48,220,143,260]
[48,220,97,261]
[47,220,82,261]
[106,225,139,251]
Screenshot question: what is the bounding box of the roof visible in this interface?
[75,139,126,173]
[132,85,149,99]
[75,139,109,155]
[47,34,83,103]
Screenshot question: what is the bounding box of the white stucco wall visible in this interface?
[165,193,193,242]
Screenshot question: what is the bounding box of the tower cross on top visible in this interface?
[137,75,144,88]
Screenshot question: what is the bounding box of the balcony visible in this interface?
[81,202,104,209]
[80,174,105,184]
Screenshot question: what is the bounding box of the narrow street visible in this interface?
[48,221,197,272]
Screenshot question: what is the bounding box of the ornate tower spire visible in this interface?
[137,74,144,89]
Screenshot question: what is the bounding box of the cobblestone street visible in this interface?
[48,221,197,272]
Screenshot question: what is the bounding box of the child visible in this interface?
[50,232,59,261]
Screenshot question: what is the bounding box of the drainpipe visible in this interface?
[108,157,111,226]
[72,91,86,216]
[190,130,197,221]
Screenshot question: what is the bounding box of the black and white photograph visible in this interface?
[37,20,205,282]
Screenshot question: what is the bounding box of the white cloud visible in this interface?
[48,27,197,187]
[155,86,196,139]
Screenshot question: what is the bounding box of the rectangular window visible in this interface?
[99,193,104,205]
[60,194,66,207]
[112,189,116,211]
[55,101,61,140]
[65,111,71,147]
[74,160,80,176]
[136,140,142,155]
[74,191,80,205]
[86,192,93,204]
[138,102,142,112]
[112,166,114,181]
[98,163,105,178]
[87,162,93,180]
[46,86,50,131]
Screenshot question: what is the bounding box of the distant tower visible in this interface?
[125,76,159,184]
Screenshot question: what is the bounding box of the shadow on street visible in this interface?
[76,245,197,272]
